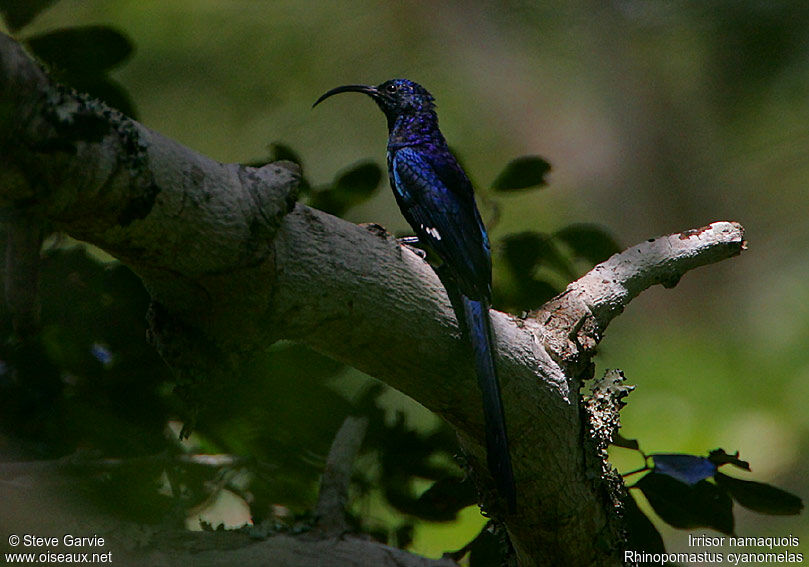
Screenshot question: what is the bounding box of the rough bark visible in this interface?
[0,32,747,567]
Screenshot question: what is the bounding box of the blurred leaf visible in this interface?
[497,231,573,311]
[268,142,303,165]
[708,448,750,471]
[70,76,138,118]
[243,143,311,192]
[86,457,177,522]
[491,155,550,191]
[635,473,733,534]
[708,4,809,105]
[494,277,559,313]
[0,0,56,32]
[195,341,350,511]
[0,246,173,457]
[501,232,545,273]
[333,161,382,201]
[554,224,621,265]
[651,454,717,486]
[468,524,503,567]
[362,407,462,521]
[310,161,382,216]
[415,477,477,522]
[27,26,133,74]
[612,433,640,451]
[623,492,665,555]
[23,25,138,117]
[394,523,414,549]
[308,191,344,217]
[26,26,133,74]
[519,278,560,304]
[715,472,803,516]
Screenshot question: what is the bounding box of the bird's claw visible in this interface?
[397,236,427,259]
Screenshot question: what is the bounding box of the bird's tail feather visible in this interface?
[461,295,516,512]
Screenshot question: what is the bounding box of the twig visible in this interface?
[315,416,369,534]
[536,221,746,366]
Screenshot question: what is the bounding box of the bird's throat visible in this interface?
[388,111,444,148]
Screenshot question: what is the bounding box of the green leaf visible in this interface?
[715,472,803,515]
[70,76,138,118]
[416,477,477,521]
[268,142,303,165]
[611,433,640,451]
[23,26,138,117]
[0,0,56,32]
[554,223,621,265]
[518,278,561,307]
[501,232,549,273]
[468,524,503,567]
[708,448,750,471]
[623,492,665,555]
[491,155,550,191]
[494,277,560,313]
[333,161,382,202]
[500,231,575,280]
[310,161,382,216]
[26,26,133,74]
[635,473,734,534]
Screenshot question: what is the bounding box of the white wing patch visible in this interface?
[421,225,442,241]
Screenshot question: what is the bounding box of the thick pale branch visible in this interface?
[0,32,299,348]
[536,222,746,368]
[0,31,748,567]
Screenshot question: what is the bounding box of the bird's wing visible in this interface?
[391,146,491,300]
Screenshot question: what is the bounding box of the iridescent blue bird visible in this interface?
[314,79,516,511]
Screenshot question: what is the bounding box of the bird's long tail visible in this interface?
[460,295,516,512]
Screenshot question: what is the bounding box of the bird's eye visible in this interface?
[386,83,398,93]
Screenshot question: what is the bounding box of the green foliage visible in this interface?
[0,242,468,537]
[555,223,622,266]
[490,155,550,192]
[715,472,804,516]
[0,0,55,32]
[0,248,171,456]
[27,26,132,73]
[622,492,665,556]
[495,223,620,311]
[636,473,735,534]
[247,146,382,217]
[0,2,138,117]
[617,440,803,551]
[308,161,383,217]
[467,524,506,567]
[415,477,477,522]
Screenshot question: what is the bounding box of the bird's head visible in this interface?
[314,78,435,122]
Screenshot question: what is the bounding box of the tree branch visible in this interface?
[0,31,747,567]
[536,221,745,369]
[315,415,369,534]
[0,474,458,567]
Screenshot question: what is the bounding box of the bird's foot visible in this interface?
[397,236,427,259]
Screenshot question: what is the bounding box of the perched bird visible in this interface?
[314,79,516,512]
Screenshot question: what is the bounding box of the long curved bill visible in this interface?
[313,84,379,107]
